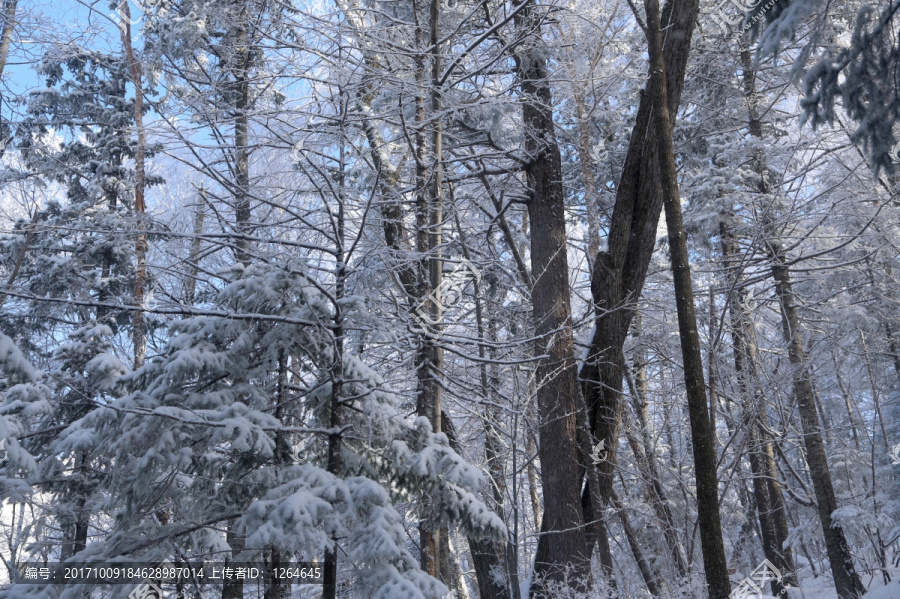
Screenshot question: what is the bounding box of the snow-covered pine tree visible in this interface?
[0,42,149,577]
[38,255,505,598]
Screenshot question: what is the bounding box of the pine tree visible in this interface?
[1,44,148,571]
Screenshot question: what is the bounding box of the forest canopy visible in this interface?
[0,0,898,597]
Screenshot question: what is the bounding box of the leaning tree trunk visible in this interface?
[512,0,588,592]
[460,214,519,599]
[626,314,688,581]
[580,0,699,546]
[643,1,730,596]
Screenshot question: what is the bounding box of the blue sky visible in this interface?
[2,0,140,126]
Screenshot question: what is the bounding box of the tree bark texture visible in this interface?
[116,0,148,368]
[221,522,245,599]
[580,0,699,533]
[0,0,17,77]
[232,7,252,267]
[512,0,588,591]
[643,1,731,596]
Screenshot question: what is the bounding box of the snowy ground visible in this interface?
[772,570,900,599]
[864,581,900,599]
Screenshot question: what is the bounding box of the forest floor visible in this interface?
[775,569,900,599]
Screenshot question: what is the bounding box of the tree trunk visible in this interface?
[262,353,292,599]
[884,321,900,385]
[737,42,866,599]
[860,330,890,451]
[708,286,719,437]
[572,85,601,263]
[442,411,514,599]
[580,0,699,547]
[625,315,688,580]
[0,0,19,155]
[721,218,797,594]
[610,489,662,597]
[116,0,147,368]
[184,189,206,304]
[512,0,588,592]
[448,533,473,599]
[60,450,90,563]
[770,255,867,599]
[414,0,446,575]
[577,391,618,594]
[322,135,351,599]
[461,220,519,599]
[233,7,252,267]
[264,548,289,599]
[344,3,445,576]
[643,1,730,596]
[0,0,18,77]
[221,522,245,599]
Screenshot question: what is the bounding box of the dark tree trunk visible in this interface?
[221,522,245,599]
[770,256,867,599]
[512,0,588,591]
[609,490,662,597]
[469,538,510,599]
[413,0,447,575]
[61,451,90,563]
[442,412,513,599]
[721,218,797,595]
[643,1,730,596]
[323,138,350,599]
[884,321,900,385]
[580,0,699,545]
[264,548,289,599]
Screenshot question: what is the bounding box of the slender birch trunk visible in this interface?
[0,0,17,77]
[233,7,252,267]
